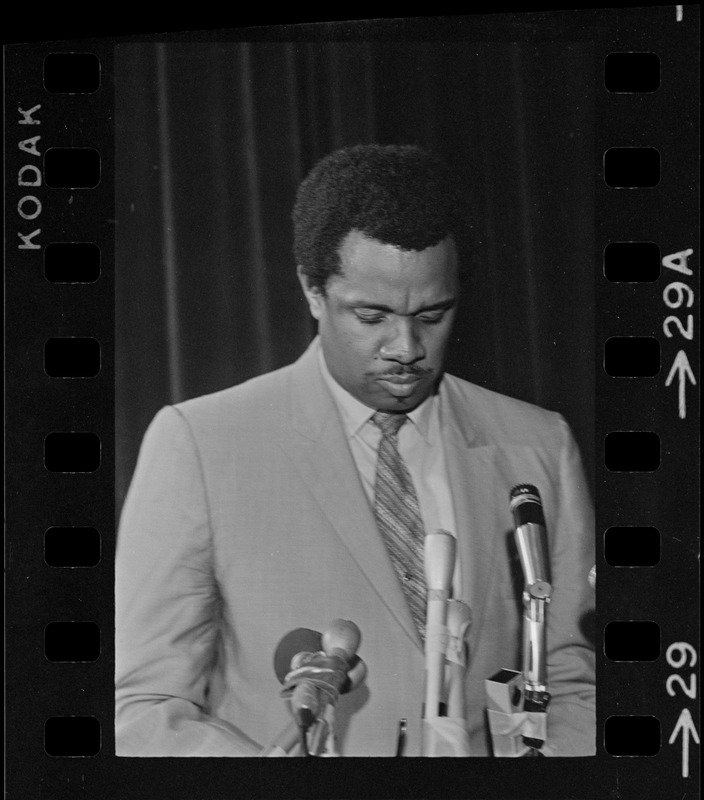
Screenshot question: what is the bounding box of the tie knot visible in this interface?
[372,411,408,438]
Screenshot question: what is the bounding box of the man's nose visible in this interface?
[379,319,425,363]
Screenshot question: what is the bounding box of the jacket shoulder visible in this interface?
[443,373,569,447]
[169,363,294,433]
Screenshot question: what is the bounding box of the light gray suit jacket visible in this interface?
[115,339,595,756]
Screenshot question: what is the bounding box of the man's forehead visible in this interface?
[340,229,457,253]
[337,231,457,272]
[327,232,459,310]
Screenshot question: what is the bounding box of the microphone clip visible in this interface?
[485,669,551,756]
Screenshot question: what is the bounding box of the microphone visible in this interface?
[277,620,364,732]
[264,624,366,756]
[323,618,362,662]
[273,627,322,684]
[423,530,456,721]
[510,484,551,597]
[263,628,323,756]
[509,484,552,751]
[510,484,552,693]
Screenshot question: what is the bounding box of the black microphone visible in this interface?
[273,628,322,684]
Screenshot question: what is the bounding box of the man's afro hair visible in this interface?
[293,144,465,291]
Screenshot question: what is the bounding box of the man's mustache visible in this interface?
[369,366,433,378]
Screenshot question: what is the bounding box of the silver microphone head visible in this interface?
[510,485,551,593]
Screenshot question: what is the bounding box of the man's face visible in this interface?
[299,230,459,412]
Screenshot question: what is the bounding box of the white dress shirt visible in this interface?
[317,345,461,595]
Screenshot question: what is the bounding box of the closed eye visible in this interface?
[354,311,385,324]
[417,312,446,324]
[352,305,452,324]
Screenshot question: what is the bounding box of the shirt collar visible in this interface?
[317,341,437,443]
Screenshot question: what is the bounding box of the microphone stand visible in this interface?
[520,582,552,753]
[485,581,552,756]
[486,484,552,757]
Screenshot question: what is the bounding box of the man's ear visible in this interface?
[297,265,325,321]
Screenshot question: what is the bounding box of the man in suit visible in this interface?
[115,144,595,757]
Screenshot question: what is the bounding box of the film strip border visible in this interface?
[596,14,699,793]
[5,40,116,786]
[4,10,699,800]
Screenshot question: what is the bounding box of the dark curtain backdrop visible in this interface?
[116,41,594,510]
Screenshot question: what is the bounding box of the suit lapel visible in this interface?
[441,380,507,655]
[277,340,423,651]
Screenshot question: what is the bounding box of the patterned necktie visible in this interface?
[372,411,426,639]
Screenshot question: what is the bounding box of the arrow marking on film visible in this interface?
[668,707,699,779]
[665,350,696,420]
